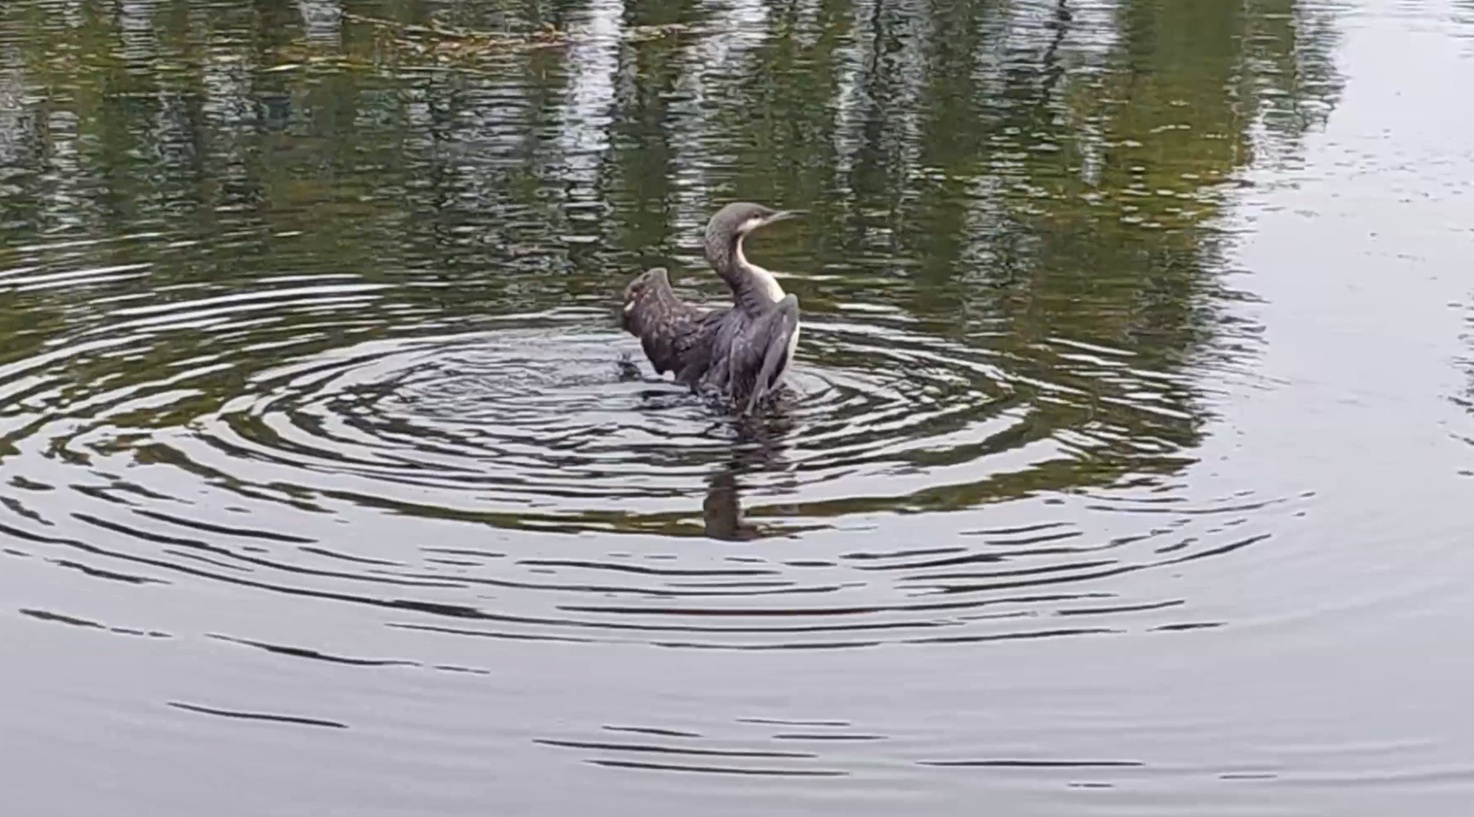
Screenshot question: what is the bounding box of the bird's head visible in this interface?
[703,202,807,265]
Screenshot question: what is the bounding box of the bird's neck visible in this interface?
[712,233,785,308]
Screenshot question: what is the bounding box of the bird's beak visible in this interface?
[763,209,807,225]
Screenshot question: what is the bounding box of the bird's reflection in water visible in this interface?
[618,354,813,540]
[703,400,800,541]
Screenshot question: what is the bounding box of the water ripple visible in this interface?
[0,266,1302,650]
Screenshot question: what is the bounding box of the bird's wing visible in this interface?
[620,267,717,380]
[738,294,801,414]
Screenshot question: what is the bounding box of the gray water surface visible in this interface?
[3,0,1474,814]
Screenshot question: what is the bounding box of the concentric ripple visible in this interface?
[173,314,1030,530]
[0,258,1298,651]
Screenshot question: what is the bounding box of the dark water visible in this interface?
[3,0,1474,813]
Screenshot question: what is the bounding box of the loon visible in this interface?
[620,202,807,415]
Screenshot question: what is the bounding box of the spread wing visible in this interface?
[620,267,720,382]
[736,294,800,414]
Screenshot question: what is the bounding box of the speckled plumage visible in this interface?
[620,203,805,415]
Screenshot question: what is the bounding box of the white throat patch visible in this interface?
[735,234,786,303]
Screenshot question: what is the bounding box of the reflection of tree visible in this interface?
[0,0,1346,515]
[808,0,1344,490]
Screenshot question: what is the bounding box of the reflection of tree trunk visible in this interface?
[296,0,345,46]
[1040,0,1071,96]
[253,0,301,42]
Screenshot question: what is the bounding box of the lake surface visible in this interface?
[3,0,1474,813]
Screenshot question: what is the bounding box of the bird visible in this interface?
[619,202,807,415]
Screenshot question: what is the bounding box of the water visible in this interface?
[3,0,1473,813]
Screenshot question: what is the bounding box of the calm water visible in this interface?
[3,0,1474,813]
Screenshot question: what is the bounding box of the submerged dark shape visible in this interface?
[619,202,808,415]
